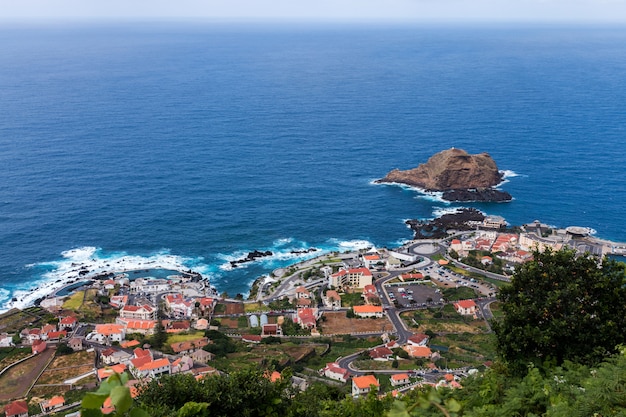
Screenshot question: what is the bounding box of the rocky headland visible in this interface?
[376,148,512,202]
[406,208,486,239]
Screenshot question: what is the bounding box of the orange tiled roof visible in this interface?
[353,305,383,314]
[455,299,477,309]
[325,290,340,300]
[98,364,128,380]
[133,347,151,358]
[60,316,77,325]
[391,373,409,381]
[404,345,432,358]
[120,340,140,349]
[137,358,170,371]
[47,395,65,407]
[95,323,125,335]
[353,375,379,389]
[332,267,372,277]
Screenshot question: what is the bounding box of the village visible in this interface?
[1,216,623,416]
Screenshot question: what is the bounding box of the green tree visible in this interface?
[137,368,292,417]
[493,248,626,374]
[56,342,74,355]
[150,319,167,349]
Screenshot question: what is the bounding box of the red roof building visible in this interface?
[369,346,394,360]
[4,400,28,417]
[40,395,64,413]
[454,299,477,316]
[32,339,47,354]
[407,333,429,346]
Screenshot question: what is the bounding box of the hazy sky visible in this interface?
[2,0,626,22]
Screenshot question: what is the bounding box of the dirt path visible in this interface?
[0,347,55,401]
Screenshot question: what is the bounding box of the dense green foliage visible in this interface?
[493,249,626,373]
[129,351,626,416]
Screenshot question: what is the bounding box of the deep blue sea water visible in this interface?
[1,22,625,311]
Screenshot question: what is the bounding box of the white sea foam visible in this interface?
[431,206,466,218]
[501,170,521,178]
[330,239,374,251]
[274,237,294,246]
[498,169,525,187]
[1,247,209,313]
[217,239,323,271]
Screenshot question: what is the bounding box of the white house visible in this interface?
[132,357,171,379]
[0,333,14,347]
[130,278,170,294]
[321,362,350,383]
[454,300,477,316]
[94,323,126,344]
[390,373,410,386]
[164,293,194,318]
[407,333,429,346]
[352,375,379,398]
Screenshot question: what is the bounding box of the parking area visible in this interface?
[384,281,441,308]
[421,265,489,294]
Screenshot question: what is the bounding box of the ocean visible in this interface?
[1,22,625,312]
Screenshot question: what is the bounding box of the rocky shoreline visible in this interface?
[405,208,486,239]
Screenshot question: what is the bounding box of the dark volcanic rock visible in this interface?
[442,189,512,202]
[230,250,273,268]
[377,148,511,202]
[406,208,485,239]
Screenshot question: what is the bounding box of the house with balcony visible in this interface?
[322,290,341,310]
[119,304,156,321]
[329,267,373,290]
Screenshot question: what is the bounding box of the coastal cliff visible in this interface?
[377,148,512,202]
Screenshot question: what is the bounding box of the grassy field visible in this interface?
[339,292,365,307]
[167,331,206,344]
[244,302,270,313]
[213,340,325,372]
[481,276,511,288]
[487,301,504,319]
[62,291,84,310]
[430,332,497,368]
[401,305,489,334]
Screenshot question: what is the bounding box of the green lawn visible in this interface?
[340,292,365,307]
[63,291,84,309]
[167,331,206,344]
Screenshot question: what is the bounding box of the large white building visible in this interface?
[329,267,373,289]
[130,278,170,294]
[119,304,157,321]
